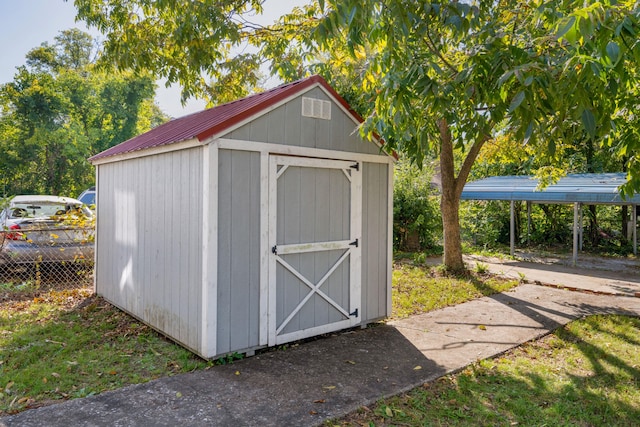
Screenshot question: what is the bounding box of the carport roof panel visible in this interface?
[461,173,640,204]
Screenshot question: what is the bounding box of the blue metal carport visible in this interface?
[461,173,640,264]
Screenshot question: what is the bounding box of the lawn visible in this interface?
[0,285,209,415]
[330,314,640,426]
[0,260,518,415]
[2,259,638,425]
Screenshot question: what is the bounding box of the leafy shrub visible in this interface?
[393,160,441,251]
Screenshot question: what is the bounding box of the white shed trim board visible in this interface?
[90,138,202,166]
[200,143,218,356]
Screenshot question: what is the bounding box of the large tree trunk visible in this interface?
[441,183,464,270]
[438,118,489,272]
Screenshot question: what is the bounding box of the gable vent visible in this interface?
[302,97,331,120]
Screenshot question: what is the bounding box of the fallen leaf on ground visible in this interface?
[478,324,487,330]
[314,399,325,403]
[413,365,422,370]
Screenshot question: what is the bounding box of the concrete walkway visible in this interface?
[2,256,640,427]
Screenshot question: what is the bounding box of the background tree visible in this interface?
[0,29,165,196]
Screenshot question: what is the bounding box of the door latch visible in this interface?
[271,245,277,255]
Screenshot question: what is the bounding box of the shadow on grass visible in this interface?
[361,315,640,427]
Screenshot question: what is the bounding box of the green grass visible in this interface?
[331,314,640,426]
[391,262,520,319]
[0,288,209,414]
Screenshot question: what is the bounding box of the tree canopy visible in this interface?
[71,0,640,270]
[0,29,165,197]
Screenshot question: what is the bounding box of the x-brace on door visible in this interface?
[268,156,361,345]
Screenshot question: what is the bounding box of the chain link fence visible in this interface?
[1,202,95,292]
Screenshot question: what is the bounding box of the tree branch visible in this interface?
[424,30,458,75]
[455,128,493,197]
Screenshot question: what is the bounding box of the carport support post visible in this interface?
[633,204,637,256]
[572,202,580,266]
[510,200,515,256]
[526,201,531,244]
[579,205,583,251]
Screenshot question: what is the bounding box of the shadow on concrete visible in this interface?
[1,325,445,427]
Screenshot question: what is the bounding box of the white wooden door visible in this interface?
[268,155,361,345]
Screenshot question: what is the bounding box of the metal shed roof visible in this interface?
[461,173,640,205]
[89,75,365,162]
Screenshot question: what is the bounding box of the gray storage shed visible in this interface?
[89,75,394,359]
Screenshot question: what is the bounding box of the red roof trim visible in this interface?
[89,75,387,162]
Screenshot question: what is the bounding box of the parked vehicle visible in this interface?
[78,186,96,208]
[0,195,94,267]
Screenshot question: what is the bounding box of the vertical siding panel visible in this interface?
[143,156,154,330]
[249,152,261,346]
[361,162,389,321]
[380,164,390,316]
[217,149,232,354]
[314,89,331,151]
[327,169,341,323]
[216,149,262,353]
[313,169,330,327]
[283,97,302,146]
[230,150,251,351]
[329,104,344,152]
[371,163,384,319]
[360,163,370,320]
[267,106,286,143]
[298,168,316,330]
[250,113,268,142]
[228,122,251,140]
[169,154,179,339]
[188,148,201,348]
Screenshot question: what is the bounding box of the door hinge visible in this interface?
[272,245,277,255]
[349,238,359,248]
[349,308,359,318]
[350,162,359,171]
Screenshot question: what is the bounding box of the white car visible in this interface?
[0,195,94,267]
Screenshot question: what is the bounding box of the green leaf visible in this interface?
[509,91,525,113]
[581,108,596,139]
[556,16,576,38]
[524,122,533,144]
[606,41,621,65]
[557,16,577,43]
